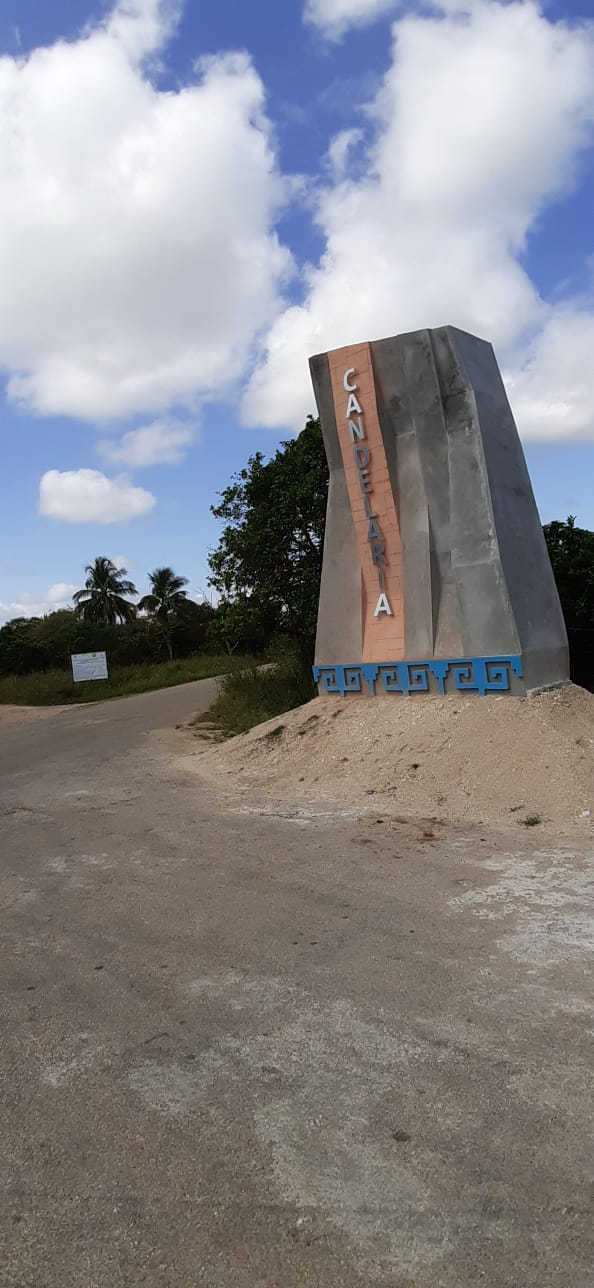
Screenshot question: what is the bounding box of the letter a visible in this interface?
[374,593,392,617]
[345,392,362,417]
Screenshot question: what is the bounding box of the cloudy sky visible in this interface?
[1,0,593,621]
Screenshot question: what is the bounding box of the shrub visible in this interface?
[203,653,316,736]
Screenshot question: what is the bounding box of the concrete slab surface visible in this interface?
[1,680,592,1286]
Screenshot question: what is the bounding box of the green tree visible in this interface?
[208,417,328,663]
[543,516,594,629]
[170,597,215,658]
[29,609,78,668]
[138,566,189,660]
[205,597,275,657]
[0,617,46,676]
[73,557,137,625]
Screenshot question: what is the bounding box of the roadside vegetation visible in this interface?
[1,419,593,718]
[200,652,316,737]
[0,654,255,707]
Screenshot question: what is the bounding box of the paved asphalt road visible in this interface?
[1,682,592,1287]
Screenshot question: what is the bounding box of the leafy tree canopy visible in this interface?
[208,417,328,662]
[543,516,594,629]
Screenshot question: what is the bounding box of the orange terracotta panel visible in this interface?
[328,344,405,664]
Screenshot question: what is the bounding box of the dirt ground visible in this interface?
[0,703,71,726]
[1,680,593,1286]
[186,683,594,836]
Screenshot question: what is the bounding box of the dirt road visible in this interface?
[1,682,592,1287]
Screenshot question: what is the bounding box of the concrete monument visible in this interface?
[310,326,569,697]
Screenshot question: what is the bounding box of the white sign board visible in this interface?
[71,651,108,683]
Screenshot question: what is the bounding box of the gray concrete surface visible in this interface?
[311,326,569,692]
[1,684,593,1287]
[310,350,363,666]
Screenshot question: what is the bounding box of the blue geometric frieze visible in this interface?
[313,656,523,697]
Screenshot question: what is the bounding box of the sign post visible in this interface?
[71,651,108,683]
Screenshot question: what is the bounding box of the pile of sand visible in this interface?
[186,684,594,834]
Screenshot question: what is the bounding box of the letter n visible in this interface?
[348,417,365,442]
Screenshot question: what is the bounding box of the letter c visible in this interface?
[343,368,357,392]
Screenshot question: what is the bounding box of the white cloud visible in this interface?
[506,307,594,441]
[326,128,363,180]
[0,0,291,422]
[105,0,181,59]
[39,469,156,523]
[0,583,77,624]
[46,582,78,604]
[245,0,594,441]
[305,0,399,41]
[98,418,197,467]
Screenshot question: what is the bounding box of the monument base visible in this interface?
[313,655,570,698]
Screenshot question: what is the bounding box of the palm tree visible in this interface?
[138,566,189,660]
[73,557,137,625]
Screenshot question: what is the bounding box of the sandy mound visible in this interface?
[186,684,594,834]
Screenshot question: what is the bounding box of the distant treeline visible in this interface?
[0,601,223,678]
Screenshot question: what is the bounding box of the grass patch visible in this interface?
[521,814,542,828]
[0,654,256,707]
[203,655,316,737]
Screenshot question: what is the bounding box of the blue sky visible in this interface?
[1,0,593,619]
